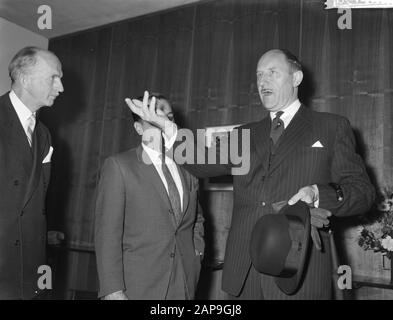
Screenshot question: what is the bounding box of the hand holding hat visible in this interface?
[288,185,332,251]
[272,200,332,251]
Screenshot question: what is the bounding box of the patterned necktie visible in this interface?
[161,155,182,225]
[26,114,36,147]
[270,111,284,145]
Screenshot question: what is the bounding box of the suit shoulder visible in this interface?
[180,167,199,187]
[105,148,138,165]
[0,92,10,105]
[309,109,349,124]
[103,148,138,171]
[39,121,51,137]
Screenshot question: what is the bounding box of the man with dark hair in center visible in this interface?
[95,94,205,300]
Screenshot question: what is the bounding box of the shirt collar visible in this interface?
[269,99,301,128]
[9,90,36,124]
[141,142,174,165]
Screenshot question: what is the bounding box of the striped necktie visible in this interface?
[270,111,284,145]
[161,154,182,225]
[26,114,36,147]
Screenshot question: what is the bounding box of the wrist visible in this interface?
[312,184,320,207]
[163,121,176,139]
[328,183,344,202]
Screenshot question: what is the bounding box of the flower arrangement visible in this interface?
[358,188,393,259]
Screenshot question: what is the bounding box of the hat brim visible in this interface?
[274,202,311,295]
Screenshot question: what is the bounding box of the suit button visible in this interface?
[14,180,19,186]
[14,240,20,246]
[20,211,24,216]
[260,201,266,207]
[168,209,173,215]
[170,253,175,258]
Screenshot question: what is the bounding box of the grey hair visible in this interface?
[8,46,44,83]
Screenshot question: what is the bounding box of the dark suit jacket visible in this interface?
[94,145,205,299]
[178,105,375,299]
[0,93,52,299]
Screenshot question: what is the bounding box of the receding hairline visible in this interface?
[257,49,302,73]
[37,49,59,60]
[34,50,62,69]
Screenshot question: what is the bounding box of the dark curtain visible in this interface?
[40,0,393,294]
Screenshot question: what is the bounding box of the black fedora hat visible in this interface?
[249,201,311,295]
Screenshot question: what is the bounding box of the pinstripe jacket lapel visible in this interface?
[251,116,271,170]
[268,105,312,174]
[22,121,49,210]
[0,93,33,179]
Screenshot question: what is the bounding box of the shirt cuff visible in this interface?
[313,184,320,208]
[162,122,177,150]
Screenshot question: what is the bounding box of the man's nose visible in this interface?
[56,79,64,93]
[257,78,269,88]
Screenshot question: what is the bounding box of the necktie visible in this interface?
[26,114,36,147]
[270,111,284,145]
[161,155,182,225]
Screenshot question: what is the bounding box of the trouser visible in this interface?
[228,265,264,300]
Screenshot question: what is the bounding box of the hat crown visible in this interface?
[249,201,311,295]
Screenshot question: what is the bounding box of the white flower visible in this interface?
[381,236,393,251]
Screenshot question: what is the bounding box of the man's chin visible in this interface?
[261,100,276,111]
[45,99,55,107]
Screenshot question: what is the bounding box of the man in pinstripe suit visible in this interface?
[126,49,375,299]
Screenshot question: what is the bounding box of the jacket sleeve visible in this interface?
[317,117,375,217]
[172,126,247,178]
[94,157,126,297]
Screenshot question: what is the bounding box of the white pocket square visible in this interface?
[43,146,54,163]
[311,141,324,148]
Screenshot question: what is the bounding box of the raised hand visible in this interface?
[125,90,167,130]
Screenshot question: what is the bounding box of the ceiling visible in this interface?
[0,0,201,39]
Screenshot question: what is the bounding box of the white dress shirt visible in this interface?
[142,142,184,210]
[9,90,36,143]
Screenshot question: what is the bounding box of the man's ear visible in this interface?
[20,73,30,89]
[134,121,143,136]
[292,70,303,88]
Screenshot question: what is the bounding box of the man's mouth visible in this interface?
[260,89,273,96]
